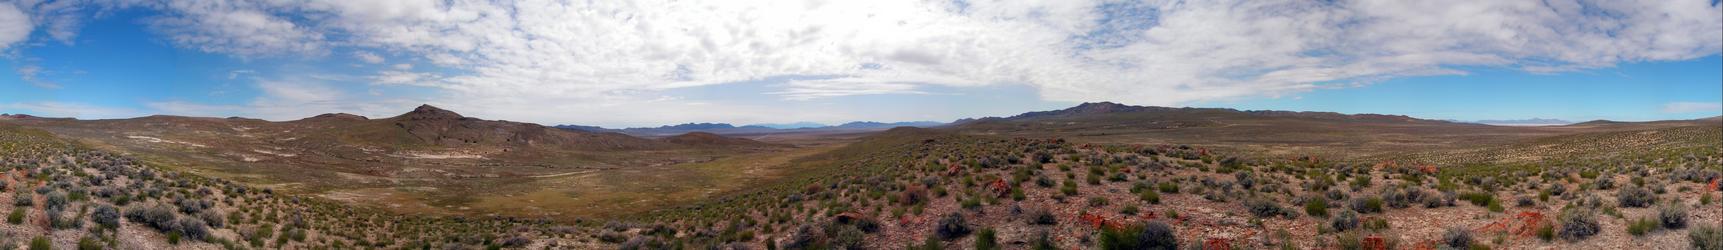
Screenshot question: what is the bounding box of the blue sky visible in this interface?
[0,1,1718,127]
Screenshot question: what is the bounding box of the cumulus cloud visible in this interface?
[1662,102,1723,114]
[147,77,423,120]
[770,78,928,101]
[353,51,384,64]
[143,0,327,58]
[13,64,59,88]
[11,0,1723,124]
[0,2,30,50]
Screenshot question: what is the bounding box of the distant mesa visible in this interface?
[748,122,828,129]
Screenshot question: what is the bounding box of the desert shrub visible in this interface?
[1330,210,1359,232]
[45,191,68,210]
[1031,231,1056,250]
[1098,222,1177,250]
[1027,208,1056,225]
[30,236,49,250]
[1326,189,1348,201]
[1442,227,1473,249]
[1616,186,1653,208]
[1421,193,1446,208]
[900,185,929,205]
[596,231,628,243]
[1035,175,1055,188]
[1515,196,1535,207]
[1158,182,1179,194]
[178,217,210,241]
[1593,176,1615,190]
[1692,224,1723,250]
[1659,205,1687,229]
[1536,224,1555,241]
[1382,188,1411,209]
[619,236,667,250]
[1140,191,1160,204]
[1627,217,1657,236]
[1349,197,1383,214]
[124,205,179,232]
[1088,197,1110,207]
[1558,209,1600,241]
[1246,199,1287,218]
[1459,192,1496,207]
[975,228,998,250]
[1362,217,1390,231]
[93,205,120,229]
[499,236,531,247]
[7,208,22,225]
[13,191,32,206]
[77,236,101,250]
[935,212,971,240]
[198,210,225,228]
[826,222,866,249]
[1305,198,1329,217]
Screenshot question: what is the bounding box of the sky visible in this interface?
[0,0,1718,128]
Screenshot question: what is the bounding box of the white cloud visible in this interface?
[147,77,424,121]
[353,51,384,64]
[0,2,30,50]
[125,0,1714,103]
[144,0,327,58]
[13,64,58,88]
[10,0,1723,124]
[1662,102,1723,114]
[769,78,928,100]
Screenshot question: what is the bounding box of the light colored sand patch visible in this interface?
[528,170,596,178]
[252,148,297,157]
[392,151,485,159]
[125,135,208,148]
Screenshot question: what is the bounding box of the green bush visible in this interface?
[1659,205,1687,229]
[30,236,50,250]
[1536,223,1555,241]
[1088,197,1110,207]
[7,207,23,224]
[1627,217,1657,236]
[1692,224,1723,250]
[1140,191,1161,204]
[1099,222,1177,250]
[77,237,102,250]
[1158,182,1179,194]
[1305,198,1328,217]
[975,228,998,250]
[1459,192,1496,207]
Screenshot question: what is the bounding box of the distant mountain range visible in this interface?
[748,122,828,129]
[556,120,947,137]
[1469,118,1573,126]
[1437,118,1574,126]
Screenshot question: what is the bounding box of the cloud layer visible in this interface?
[1,0,1720,124]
